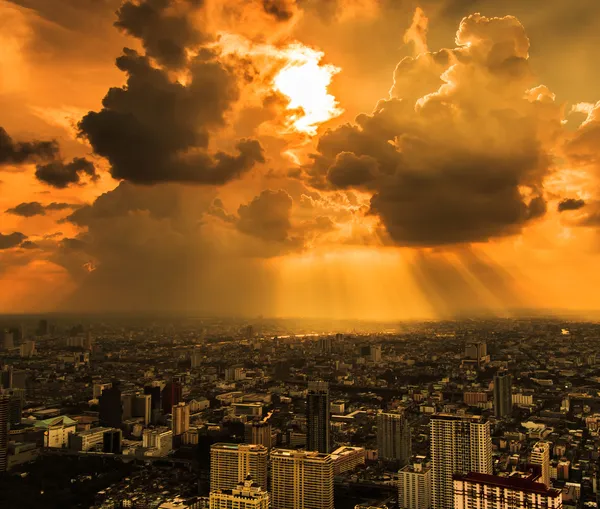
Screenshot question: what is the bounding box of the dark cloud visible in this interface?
[19,240,39,250]
[308,13,557,247]
[237,189,294,242]
[262,0,296,21]
[35,157,98,188]
[78,49,264,185]
[115,0,207,69]
[5,201,81,217]
[5,202,46,217]
[0,127,58,166]
[558,198,585,212]
[0,232,27,250]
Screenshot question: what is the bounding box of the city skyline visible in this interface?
[2,0,600,321]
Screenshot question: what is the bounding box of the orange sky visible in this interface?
[2,0,600,320]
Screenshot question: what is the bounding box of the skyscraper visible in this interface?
[430,414,492,509]
[306,381,330,453]
[210,443,268,491]
[271,449,334,509]
[376,410,411,465]
[99,385,123,428]
[245,421,272,449]
[210,475,270,509]
[0,395,9,472]
[398,460,432,509]
[493,372,513,418]
[531,441,551,488]
[133,393,152,425]
[172,402,190,436]
[162,380,182,414]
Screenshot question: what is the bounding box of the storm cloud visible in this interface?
[0,127,58,166]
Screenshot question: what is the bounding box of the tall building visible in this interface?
[398,460,432,509]
[99,385,123,428]
[162,381,182,414]
[318,337,332,354]
[210,443,268,491]
[454,472,562,509]
[210,475,270,509]
[306,381,330,453]
[370,345,382,362]
[142,427,173,455]
[376,411,411,465]
[0,395,9,472]
[0,365,12,389]
[19,340,36,358]
[430,414,492,509]
[1,330,14,350]
[531,441,551,488]
[93,382,112,399]
[245,421,272,449]
[133,393,152,425]
[271,449,334,509]
[172,402,190,436]
[493,372,513,418]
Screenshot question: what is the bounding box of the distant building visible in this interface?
[376,411,411,465]
[172,402,190,436]
[162,381,182,414]
[453,472,562,509]
[398,460,432,509]
[34,416,77,448]
[142,427,172,456]
[209,475,269,509]
[19,340,36,358]
[210,443,268,492]
[464,341,488,365]
[93,382,112,400]
[133,393,152,425]
[531,441,551,487]
[245,421,272,449]
[369,345,382,362]
[0,395,8,472]
[493,372,513,418]
[271,449,334,509]
[430,414,492,509]
[330,446,365,475]
[318,337,332,354]
[306,381,330,453]
[69,427,113,452]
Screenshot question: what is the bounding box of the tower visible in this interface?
[493,372,513,418]
[99,385,123,428]
[172,402,190,436]
[306,381,330,453]
[531,441,551,488]
[376,410,411,465]
[430,414,492,509]
[271,449,334,509]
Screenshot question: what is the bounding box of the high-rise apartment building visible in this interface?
[0,395,9,472]
[245,421,272,449]
[453,472,562,509]
[133,393,152,425]
[531,441,551,488]
[210,443,268,491]
[493,372,513,418]
[376,411,411,465]
[271,449,334,509]
[210,475,270,509]
[307,381,330,453]
[172,402,190,436]
[162,381,182,414]
[318,337,332,354]
[430,414,492,509]
[398,460,432,509]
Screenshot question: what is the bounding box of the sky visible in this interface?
[2,0,600,320]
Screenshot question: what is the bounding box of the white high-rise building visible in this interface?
[172,402,190,436]
[210,443,268,491]
[210,475,269,509]
[377,411,411,465]
[531,441,551,488]
[454,472,562,509]
[271,449,334,509]
[430,414,492,509]
[398,460,432,509]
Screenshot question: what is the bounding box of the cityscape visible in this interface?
[2,0,600,508]
[1,316,600,508]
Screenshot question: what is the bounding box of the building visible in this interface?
[1,330,14,350]
[376,411,411,465]
[464,392,488,406]
[133,393,152,425]
[318,337,332,354]
[369,345,382,362]
[172,402,191,436]
[209,475,269,509]
[1,366,12,389]
[330,446,365,475]
[398,461,432,509]
[531,441,551,488]
[271,449,334,509]
[225,367,245,381]
[430,414,492,509]
[512,393,534,406]
[0,395,8,472]
[103,429,122,454]
[162,381,183,414]
[210,443,268,491]
[143,427,173,455]
[453,472,563,509]
[493,372,513,418]
[20,340,36,358]
[233,402,263,418]
[306,381,330,453]
[93,382,112,399]
[464,342,488,364]
[69,427,112,452]
[99,385,123,428]
[245,421,272,449]
[34,416,77,448]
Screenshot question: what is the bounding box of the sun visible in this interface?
[272,45,343,135]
